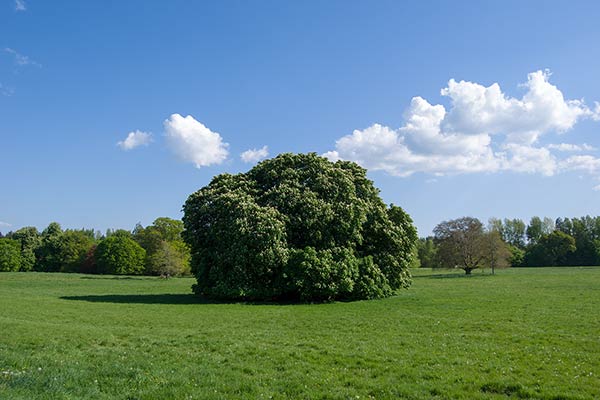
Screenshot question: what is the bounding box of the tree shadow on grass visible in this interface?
[60,294,309,306]
[79,276,148,281]
[414,272,493,279]
[60,294,218,305]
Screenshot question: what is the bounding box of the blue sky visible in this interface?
[2,1,600,236]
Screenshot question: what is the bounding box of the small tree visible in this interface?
[0,238,21,272]
[147,240,190,276]
[483,230,511,274]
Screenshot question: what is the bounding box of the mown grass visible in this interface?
[1,267,598,399]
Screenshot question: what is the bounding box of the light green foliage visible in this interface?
[134,217,191,276]
[183,153,417,301]
[95,235,146,275]
[502,218,526,248]
[0,268,599,399]
[8,226,41,271]
[526,216,544,244]
[0,238,21,271]
[508,244,525,267]
[147,241,190,277]
[416,237,438,268]
[482,230,511,273]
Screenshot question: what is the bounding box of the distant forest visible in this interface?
[0,217,190,276]
[417,216,600,269]
[2,215,600,275]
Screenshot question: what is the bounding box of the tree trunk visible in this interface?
[464,268,472,275]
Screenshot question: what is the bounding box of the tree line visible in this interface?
[0,217,190,276]
[416,215,600,273]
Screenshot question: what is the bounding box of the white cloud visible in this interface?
[164,114,229,168]
[560,155,600,174]
[548,143,596,152]
[4,48,40,67]
[441,70,593,144]
[15,0,26,11]
[327,70,599,182]
[0,221,12,228]
[241,146,269,163]
[117,130,152,150]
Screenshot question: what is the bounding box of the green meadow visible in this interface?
[1,268,598,399]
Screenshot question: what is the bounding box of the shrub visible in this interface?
[183,153,417,301]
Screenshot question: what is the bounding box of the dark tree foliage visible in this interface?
[524,231,576,266]
[182,153,417,301]
[35,222,64,272]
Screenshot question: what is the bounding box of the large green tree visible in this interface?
[182,153,417,301]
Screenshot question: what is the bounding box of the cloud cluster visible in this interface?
[241,146,269,163]
[164,114,229,168]
[117,130,152,150]
[325,70,600,181]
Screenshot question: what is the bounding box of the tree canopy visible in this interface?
[182,153,417,301]
[433,217,511,274]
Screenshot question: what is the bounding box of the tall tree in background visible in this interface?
[36,222,64,272]
[502,218,526,248]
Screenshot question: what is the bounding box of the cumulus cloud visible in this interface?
[164,114,229,168]
[559,155,600,174]
[117,130,152,150]
[241,146,269,163]
[326,70,599,183]
[15,0,26,11]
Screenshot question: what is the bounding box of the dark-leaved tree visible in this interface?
[182,153,417,301]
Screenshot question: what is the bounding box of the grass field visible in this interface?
[1,268,599,399]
